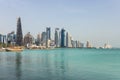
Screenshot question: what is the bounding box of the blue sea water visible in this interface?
[0,48,120,80]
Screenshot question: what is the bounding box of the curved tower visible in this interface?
[16,17,23,46]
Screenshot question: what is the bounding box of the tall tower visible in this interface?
[36,33,41,46]
[24,32,33,47]
[66,32,72,48]
[16,17,23,46]
[46,27,51,40]
[61,28,66,47]
[55,28,59,47]
[86,41,92,48]
[46,27,51,48]
[41,32,46,46]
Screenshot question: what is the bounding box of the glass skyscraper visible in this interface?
[16,17,23,46]
[55,28,59,47]
[46,27,51,47]
[46,27,51,40]
[61,28,66,47]
[41,32,46,46]
[7,31,16,45]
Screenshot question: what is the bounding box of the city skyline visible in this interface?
[0,0,120,47]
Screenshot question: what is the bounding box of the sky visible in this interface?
[0,0,120,47]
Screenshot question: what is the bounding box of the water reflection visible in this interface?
[54,51,67,80]
[15,53,22,80]
[33,50,69,80]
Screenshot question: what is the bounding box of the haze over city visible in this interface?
[0,0,120,47]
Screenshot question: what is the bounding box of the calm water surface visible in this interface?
[0,48,120,80]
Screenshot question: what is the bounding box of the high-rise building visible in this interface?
[61,28,66,47]
[41,32,46,42]
[86,41,92,48]
[46,27,51,47]
[80,43,84,48]
[55,28,59,47]
[76,41,79,48]
[46,27,51,40]
[7,31,16,45]
[104,43,112,49]
[36,33,41,46]
[0,34,2,43]
[66,32,72,48]
[71,40,76,48]
[77,41,84,48]
[16,17,23,46]
[59,31,61,47]
[0,34,6,44]
[2,35,7,44]
[24,32,33,47]
[41,32,46,46]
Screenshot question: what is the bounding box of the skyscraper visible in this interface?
[104,43,112,49]
[0,34,3,43]
[86,41,92,48]
[61,28,66,47]
[55,28,59,47]
[46,27,51,40]
[36,33,41,46]
[2,35,6,44]
[46,27,51,47]
[41,32,46,46]
[66,32,72,48]
[16,17,23,46]
[7,31,16,45]
[24,32,33,47]
[71,40,76,48]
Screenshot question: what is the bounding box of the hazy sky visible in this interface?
[0,0,120,47]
